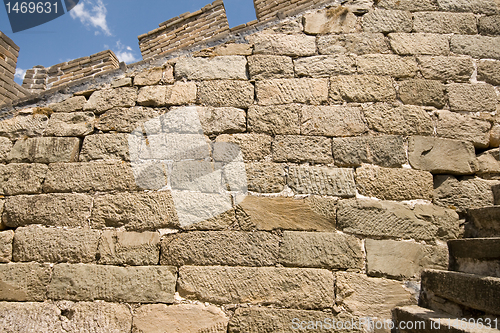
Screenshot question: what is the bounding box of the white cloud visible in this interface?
[15,68,26,80]
[70,0,111,36]
[112,41,139,64]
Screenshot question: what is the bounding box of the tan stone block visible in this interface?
[98,230,160,265]
[477,60,500,86]
[80,133,129,161]
[273,135,333,164]
[175,56,247,80]
[96,106,160,133]
[413,12,477,34]
[318,33,390,55]
[44,112,95,136]
[376,0,439,11]
[195,43,253,57]
[247,55,294,79]
[256,79,328,105]
[0,163,47,195]
[447,83,497,112]
[491,124,500,148]
[399,79,446,108]
[363,9,413,33]
[301,105,368,137]
[9,137,80,163]
[418,56,474,82]
[137,82,196,107]
[198,80,254,108]
[450,35,500,59]
[0,112,48,139]
[330,75,396,103]
[357,54,417,78]
[303,6,358,34]
[436,110,491,148]
[437,0,500,15]
[83,87,137,114]
[248,104,300,135]
[49,96,86,112]
[294,55,357,77]
[0,230,13,263]
[0,263,51,301]
[0,137,12,163]
[250,33,316,56]
[288,166,356,197]
[134,67,163,86]
[479,15,500,35]
[59,302,132,332]
[214,133,271,161]
[389,33,450,55]
[245,162,285,193]
[477,149,500,176]
[196,106,246,135]
[0,302,63,332]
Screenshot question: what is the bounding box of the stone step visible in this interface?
[448,238,500,278]
[466,207,500,238]
[393,305,500,332]
[420,269,500,316]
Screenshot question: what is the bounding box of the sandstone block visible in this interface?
[491,124,500,148]
[214,134,272,161]
[250,34,316,57]
[0,113,48,139]
[247,55,294,80]
[303,6,358,34]
[363,9,413,33]
[195,43,253,57]
[80,133,129,161]
[413,12,477,34]
[111,78,132,88]
[477,60,500,86]
[294,55,356,77]
[133,67,163,86]
[389,33,450,55]
[62,302,133,332]
[301,105,368,137]
[376,0,440,11]
[178,266,334,309]
[96,106,160,133]
[0,302,62,332]
[436,110,491,148]
[477,149,500,176]
[0,230,13,263]
[467,206,500,237]
[399,79,446,108]
[0,137,12,162]
[245,162,285,193]
[160,231,279,266]
[409,136,478,175]
[8,137,80,163]
[447,83,497,112]
[418,56,474,82]
[318,33,390,55]
[450,35,500,59]
[332,135,406,167]
[479,15,500,35]
[175,56,247,80]
[279,231,363,270]
[98,230,160,266]
[170,160,222,193]
[256,79,328,105]
[198,80,254,108]
[0,163,47,195]
[13,225,100,263]
[44,112,95,136]
[197,107,246,135]
[248,104,300,135]
[288,166,356,197]
[0,263,51,301]
[357,54,417,78]
[137,82,197,106]
[49,96,86,112]
[83,87,137,114]
[48,264,177,303]
[437,0,500,14]
[330,75,396,103]
[273,135,333,164]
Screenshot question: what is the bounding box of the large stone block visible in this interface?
[330,75,396,103]
[248,104,300,135]
[48,264,177,303]
[437,0,500,14]
[197,107,246,135]
[245,162,285,193]
[447,83,497,112]
[479,15,500,35]
[399,79,446,108]
[376,0,440,11]
[134,66,171,86]
[318,33,390,55]
[0,163,47,195]
[247,55,294,80]
[0,302,62,332]
[294,55,356,77]
[198,80,254,108]
[337,199,460,240]
[256,79,328,105]
[467,206,500,237]
[356,164,434,201]
[80,133,129,161]
[363,103,434,136]
[436,110,491,148]
[175,56,247,80]
[178,266,334,309]
[303,6,358,34]
[477,149,500,176]
[477,60,500,85]
[357,54,417,78]
[13,225,100,263]
[389,33,450,55]
[160,231,279,266]
[0,230,13,263]
[332,135,406,167]
[417,56,474,82]
[49,96,86,112]
[279,231,363,270]
[0,263,51,301]
[137,82,196,107]
[250,34,316,57]
[363,9,413,33]
[408,136,478,175]
[84,87,137,114]
[3,193,92,228]
[214,133,272,161]
[301,105,368,137]
[0,112,48,140]
[273,135,333,164]
[8,137,80,163]
[44,112,94,137]
[413,12,477,34]
[98,230,160,266]
[450,35,500,59]
[96,106,160,133]
[288,166,356,197]
[0,137,12,162]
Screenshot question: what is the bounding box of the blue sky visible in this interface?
[0,0,257,85]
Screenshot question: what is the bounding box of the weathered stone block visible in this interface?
[137,82,197,106]
[332,135,406,167]
[0,112,48,139]
[330,75,396,103]
[111,77,132,88]
[195,43,253,57]
[8,137,80,163]
[389,33,450,55]
[0,163,47,195]
[0,263,51,301]
[49,96,86,112]
[256,79,328,105]
[418,56,474,82]
[437,0,500,14]
[376,0,440,11]
[477,60,500,86]
[247,55,294,80]
[363,9,413,33]
[357,54,417,78]
[170,160,222,193]
[198,80,254,108]
[134,67,163,86]
[301,105,368,137]
[363,103,434,136]
[44,112,95,137]
[436,110,491,148]
[96,106,160,133]
[98,230,160,266]
[468,206,500,237]
[447,83,497,112]
[413,12,477,34]
[80,133,129,161]
[450,35,500,59]
[294,55,356,77]
[250,34,316,57]
[248,104,300,135]
[409,136,478,175]
[175,56,248,80]
[214,134,272,161]
[48,264,177,303]
[303,6,358,34]
[161,231,279,266]
[83,87,137,114]
[197,107,246,135]
[399,79,446,108]
[245,162,285,193]
[0,230,13,263]
[477,149,500,176]
[479,15,500,35]
[0,302,62,332]
[13,225,100,263]
[0,137,12,162]
[178,266,334,309]
[273,135,333,164]
[491,124,500,148]
[318,33,390,55]
[288,166,356,197]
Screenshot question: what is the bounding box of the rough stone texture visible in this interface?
[366,239,448,280]
[3,193,92,228]
[447,83,497,113]
[13,225,100,263]
[450,35,500,59]
[413,12,478,34]
[363,9,413,33]
[363,103,434,136]
[160,231,279,266]
[495,184,500,204]
[43,161,140,193]
[0,263,51,301]
[389,33,450,55]
[44,112,95,137]
[408,136,479,175]
[332,135,406,167]
[376,0,440,11]
[133,304,228,333]
[84,87,137,114]
[0,113,49,140]
[330,75,396,103]
[477,60,500,86]
[436,110,491,148]
[279,231,363,270]
[0,230,13,263]
[273,135,333,164]
[137,82,197,107]
[0,163,47,195]
[96,106,160,133]
[91,191,178,231]
[248,104,300,135]
[477,149,500,176]
[437,0,500,15]
[303,6,358,34]
[214,134,272,161]
[434,175,497,211]
[356,164,434,201]
[468,206,500,237]
[8,137,80,163]
[250,33,316,57]
[479,15,500,35]
[491,124,500,148]
[318,33,390,55]
[336,272,415,320]
[399,79,446,108]
[48,264,177,303]
[245,162,285,193]
[49,96,86,112]
[288,166,356,197]
[357,54,417,78]
[0,137,12,162]
[178,266,334,309]
[197,107,246,135]
[80,133,129,161]
[198,80,254,108]
[175,56,247,80]
[247,55,294,79]
[98,230,160,266]
[134,67,163,86]
[294,55,356,77]
[418,56,474,82]
[195,43,253,57]
[256,79,328,105]
[301,105,368,137]
[237,195,336,232]
[337,199,460,240]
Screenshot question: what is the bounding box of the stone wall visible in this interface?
[0,0,500,331]
[0,31,29,105]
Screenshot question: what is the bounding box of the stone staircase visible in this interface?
[393,184,500,332]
